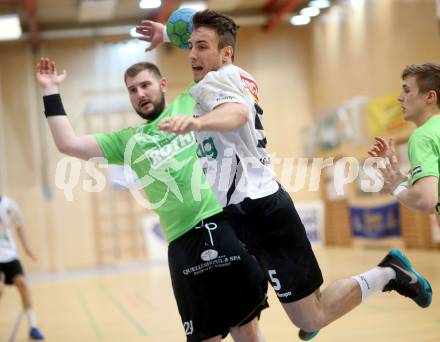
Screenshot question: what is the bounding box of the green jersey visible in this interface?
[407,114,440,215]
[95,91,222,242]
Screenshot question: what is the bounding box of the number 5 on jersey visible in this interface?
[268,269,281,291]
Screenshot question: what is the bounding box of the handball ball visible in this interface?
[166,7,196,49]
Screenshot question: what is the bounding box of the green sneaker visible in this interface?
[298,329,319,341]
[378,249,432,308]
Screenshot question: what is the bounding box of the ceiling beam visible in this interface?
[24,0,39,49]
[0,0,20,5]
[264,0,304,32]
[154,0,177,23]
[264,0,281,13]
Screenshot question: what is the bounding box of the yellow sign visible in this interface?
[367,93,412,137]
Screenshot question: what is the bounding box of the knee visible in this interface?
[242,331,260,342]
[240,333,263,342]
[13,276,28,291]
[236,324,264,342]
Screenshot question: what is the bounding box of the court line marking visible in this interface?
[8,310,23,342]
[77,286,102,340]
[98,281,148,336]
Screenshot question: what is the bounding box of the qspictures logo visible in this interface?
[54,154,388,207]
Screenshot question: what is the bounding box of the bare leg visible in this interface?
[13,275,32,310]
[283,278,361,332]
[0,274,4,303]
[202,335,222,342]
[230,317,265,342]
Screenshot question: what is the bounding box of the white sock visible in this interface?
[25,308,37,328]
[352,266,396,302]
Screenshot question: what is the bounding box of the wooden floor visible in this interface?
[1,247,439,342]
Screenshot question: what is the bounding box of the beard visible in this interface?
[135,93,166,121]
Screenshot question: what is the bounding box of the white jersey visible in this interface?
[190,64,278,207]
[0,196,22,262]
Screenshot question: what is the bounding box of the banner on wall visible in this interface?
[350,202,401,238]
[295,201,324,245]
[367,93,412,137]
[318,112,340,150]
[430,214,440,243]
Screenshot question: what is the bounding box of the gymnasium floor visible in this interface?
[1,247,439,342]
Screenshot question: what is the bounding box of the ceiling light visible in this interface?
[300,7,320,17]
[179,1,207,11]
[290,15,311,26]
[309,0,331,9]
[139,0,162,9]
[350,0,366,7]
[0,14,21,40]
[79,0,116,22]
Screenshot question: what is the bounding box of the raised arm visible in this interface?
[36,58,103,161]
[136,20,168,52]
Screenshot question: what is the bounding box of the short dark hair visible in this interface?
[124,62,162,83]
[402,63,440,106]
[192,10,240,61]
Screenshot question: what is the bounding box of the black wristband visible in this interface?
[43,94,67,117]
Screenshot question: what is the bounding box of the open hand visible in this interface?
[36,58,66,94]
[377,154,407,194]
[368,136,395,159]
[136,20,165,52]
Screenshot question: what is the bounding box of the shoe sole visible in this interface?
[389,249,432,308]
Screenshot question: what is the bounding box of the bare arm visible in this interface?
[378,150,439,212]
[15,225,36,261]
[36,58,103,161]
[373,136,440,212]
[158,102,249,133]
[396,176,439,212]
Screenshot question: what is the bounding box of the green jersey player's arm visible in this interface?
[399,132,440,212]
[46,117,103,160]
[36,58,103,161]
[396,176,439,212]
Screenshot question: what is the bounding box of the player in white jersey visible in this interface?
[191,63,278,206]
[139,9,432,340]
[0,196,44,340]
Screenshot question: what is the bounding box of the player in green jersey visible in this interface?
[137,12,433,341]
[35,58,267,342]
[369,63,440,216]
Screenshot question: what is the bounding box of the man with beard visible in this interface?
[35,58,268,342]
[138,10,433,341]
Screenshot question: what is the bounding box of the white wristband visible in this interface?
[392,180,409,199]
[163,25,170,43]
